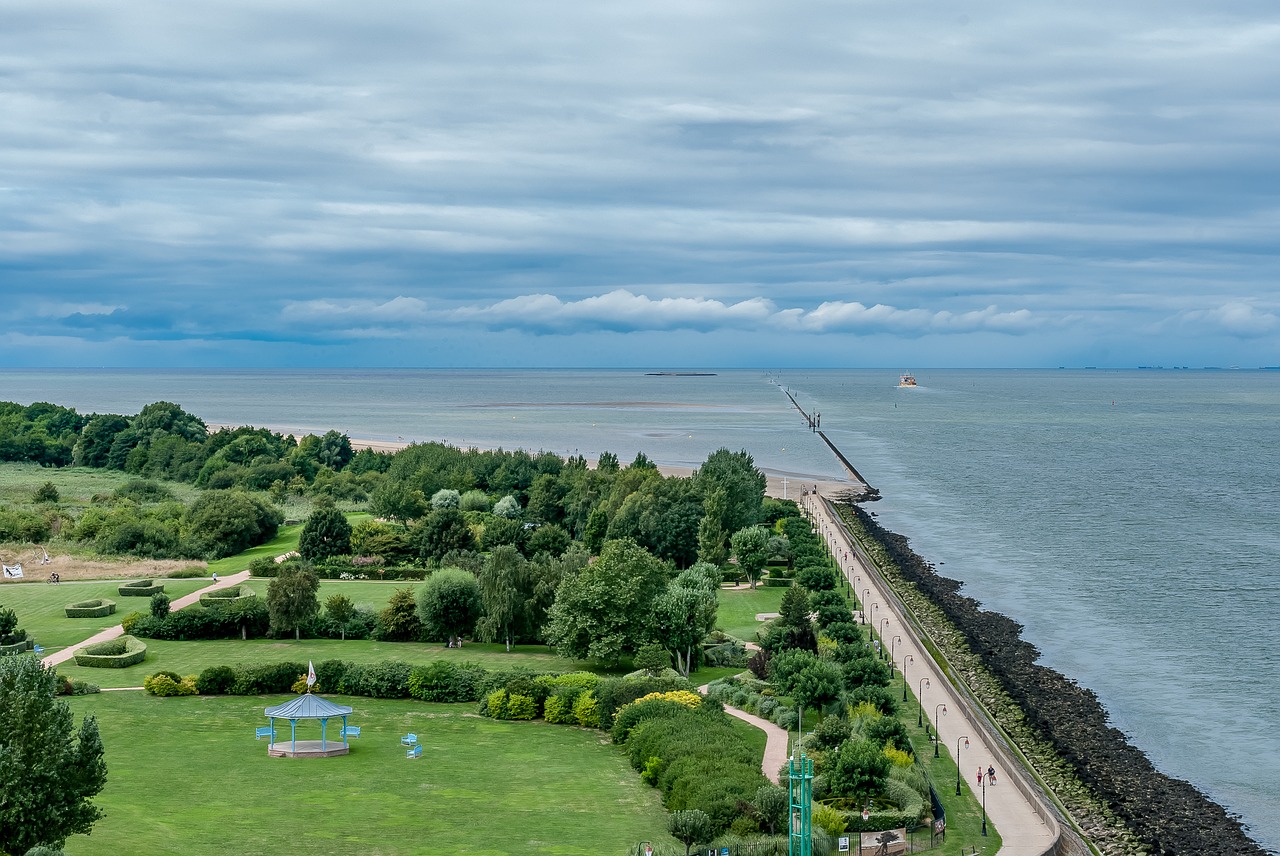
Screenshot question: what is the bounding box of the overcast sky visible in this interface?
[2,0,1278,368]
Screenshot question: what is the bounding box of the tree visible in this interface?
[417,567,483,647]
[826,737,891,801]
[33,481,59,504]
[695,448,765,534]
[633,641,671,676]
[266,566,320,640]
[754,784,789,836]
[410,508,478,563]
[492,495,522,519]
[0,656,107,855]
[730,525,771,589]
[370,481,427,528]
[668,809,713,856]
[790,658,845,718]
[544,538,669,666]
[697,488,731,566]
[183,490,283,559]
[653,582,717,677]
[378,587,422,642]
[430,488,461,509]
[476,546,532,651]
[325,594,356,641]
[526,523,570,558]
[298,505,353,562]
[71,414,130,468]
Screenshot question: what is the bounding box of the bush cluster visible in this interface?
[65,599,118,618]
[73,635,147,668]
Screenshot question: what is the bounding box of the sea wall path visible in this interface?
[802,491,1075,856]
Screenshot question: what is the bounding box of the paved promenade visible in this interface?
[802,493,1061,856]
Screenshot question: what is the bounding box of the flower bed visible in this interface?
[65,598,117,618]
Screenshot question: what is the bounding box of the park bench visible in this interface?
[341,725,361,738]
[406,744,422,760]
[400,733,417,746]
[255,726,273,740]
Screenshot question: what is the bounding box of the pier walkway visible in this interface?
[802,492,1066,856]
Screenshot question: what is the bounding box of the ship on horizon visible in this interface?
[898,372,918,388]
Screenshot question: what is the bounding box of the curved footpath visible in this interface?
[41,571,252,669]
[802,492,1070,856]
[698,679,790,786]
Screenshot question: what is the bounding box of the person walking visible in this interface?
[987,765,997,785]
[977,767,984,788]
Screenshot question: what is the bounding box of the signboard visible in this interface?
[837,835,850,852]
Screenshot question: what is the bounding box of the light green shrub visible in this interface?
[506,693,536,720]
[573,690,600,728]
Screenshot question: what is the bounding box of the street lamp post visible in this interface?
[870,603,879,641]
[955,736,970,795]
[917,678,930,727]
[901,654,913,701]
[861,590,870,624]
[890,636,902,674]
[880,619,890,659]
[933,705,947,757]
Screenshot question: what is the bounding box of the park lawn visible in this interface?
[63,693,675,856]
[206,525,305,575]
[0,578,209,652]
[715,585,785,641]
[55,638,596,688]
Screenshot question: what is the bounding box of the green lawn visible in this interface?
[0,579,210,652]
[0,463,199,509]
[715,585,785,641]
[63,692,674,856]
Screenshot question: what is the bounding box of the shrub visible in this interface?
[486,689,509,719]
[64,599,117,618]
[196,665,237,694]
[74,635,147,668]
[812,804,848,836]
[340,660,412,698]
[611,697,690,744]
[573,690,600,727]
[118,579,165,597]
[150,592,171,618]
[198,584,256,607]
[144,672,198,696]
[506,693,537,720]
[230,661,306,695]
[543,687,583,724]
[407,661,486,703]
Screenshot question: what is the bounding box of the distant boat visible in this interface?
[898,372,918,388]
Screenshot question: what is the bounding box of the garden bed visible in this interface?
[66,598,118,618]
[74,635,148,668]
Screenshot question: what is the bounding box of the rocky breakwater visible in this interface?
[842,502,1269,856]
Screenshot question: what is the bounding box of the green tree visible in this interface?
[33,481,60,504]
[325,594,356,641]
[370,481,427,528]
[696,448,765,533]
[754,784,789,836]
[378,587,423,642]
[298,505,353,562]
[430,488,461,509]
[492,495,522,519]
[526,523,570,558]
[668,809,713,856]
[0,656,107,855]
[790,658,845,718]
[480,515,527,554]
[696,487,731,566]
[544,538,669,665]
[476,545,532,651]
[71,414,130,468]
[653,582,717,677]
[826,737,891,801]
[582,507,609,554]
[730,525,771,590]
[633,641,671,676]
[182,490,283,559]
[266,566,320,640]
[416,567,483,647]
[411,508,479,563]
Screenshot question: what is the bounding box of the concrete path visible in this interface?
[802,493,1060,856]
[41,570,252,668]
[699,680,790,785]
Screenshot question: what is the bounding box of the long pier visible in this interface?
[779,384,876,495]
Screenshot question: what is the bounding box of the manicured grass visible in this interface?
[715,585,785,641]
[63,692,674,856]
[0,578,209,651]
[206,525,304,575]
[727,714,769,770]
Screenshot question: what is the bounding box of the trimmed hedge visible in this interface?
[198,584,256,607]
[74,635,147,668]
[65,598,117,618]
[0,639,31,656]
[119,579,165,597]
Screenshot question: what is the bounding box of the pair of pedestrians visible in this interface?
[978,765,998,786]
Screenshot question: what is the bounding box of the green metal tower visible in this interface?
[788,752,814,856]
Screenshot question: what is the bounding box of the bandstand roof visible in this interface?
[264,694,353,719]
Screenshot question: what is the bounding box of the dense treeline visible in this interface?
[844,503,1268,856]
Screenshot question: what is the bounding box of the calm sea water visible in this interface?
[3,367,1278,851]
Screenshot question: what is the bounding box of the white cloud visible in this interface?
[1177,302,1279,338]
[281,297,431,327]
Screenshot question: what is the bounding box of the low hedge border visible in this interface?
[74,635,147,668]
[0,639,32,656]
[198,584,256,607]
[119,579,165,597]
[66,598,117,618]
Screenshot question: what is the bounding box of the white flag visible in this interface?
[306,660,317,689]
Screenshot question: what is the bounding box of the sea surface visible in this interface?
[3,367,1278,852]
